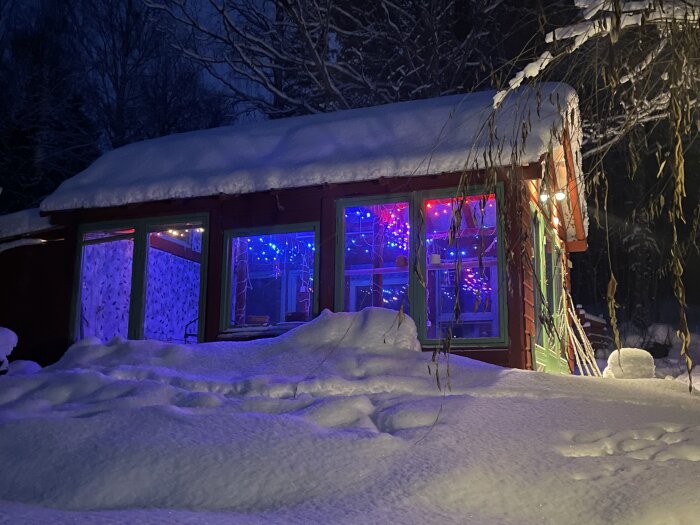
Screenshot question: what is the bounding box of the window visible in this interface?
[338,200,410,313]
[224,225,318,329]
[144,222,206,343]
[424,194,501,340]
[79,228,135,342]
[75,216,208,343]
[336,188,506,347]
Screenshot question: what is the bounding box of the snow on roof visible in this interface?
[41,83,583,213]
[0,208,53,241]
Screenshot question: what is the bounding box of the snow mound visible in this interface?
[603,348,656,379]
[0,327,17,374]
[8,360,41,376]
[282,307,421,353]
[0,308,698,524]
[0,327,18,360]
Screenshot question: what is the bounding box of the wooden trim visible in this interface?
[319,196,336,312]
[149,235,201,263]
[562,130,587,244]
[204,207,223,342]
[504,179,527,369]
[520,163,542,180]
[565,239,588,252]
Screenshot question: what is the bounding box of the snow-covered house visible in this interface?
[1,83,587,372]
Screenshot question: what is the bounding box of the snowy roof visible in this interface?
[41,83,583,213]
[0,208,54,241]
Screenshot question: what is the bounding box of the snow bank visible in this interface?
[7,360,41,376]
[603,348,656,379]
[0,327,17,360]
[41,84,580,214]
[0,308,698,525]
[0,327,17,375]
[0,328,17,358]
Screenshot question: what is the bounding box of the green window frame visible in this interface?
[72,213,209,343]
[530,207,569,373]
[220,222,320,331]
[335,185,508,349]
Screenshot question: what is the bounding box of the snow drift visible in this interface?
[0,308,698,525]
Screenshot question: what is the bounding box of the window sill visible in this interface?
[217,322,306,341]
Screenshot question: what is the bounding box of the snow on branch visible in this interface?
[148,0,503,117]
[493,0,700,109]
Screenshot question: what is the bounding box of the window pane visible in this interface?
[144,223,205,342]
[80,237,133,342]
[229,230,315,327]
[342,202,410,313]
[425,194,500,339]
[545,234,567,358]
[532,215,545,348]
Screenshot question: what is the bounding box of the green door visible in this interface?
[531,210,569,374]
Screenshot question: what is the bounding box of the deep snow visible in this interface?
[0,308,699,525]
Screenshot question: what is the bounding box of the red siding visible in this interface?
[0,228,75,366]
[44,168,548,369]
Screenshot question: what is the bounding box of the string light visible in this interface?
[234,233,315,264]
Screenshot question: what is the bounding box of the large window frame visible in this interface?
[220,222,320,332]
[531,206,569,373]
[336,185,508,349]
[72,213,209,343]
[335,193,412,315]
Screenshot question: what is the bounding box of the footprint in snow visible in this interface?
[558,423,700,467]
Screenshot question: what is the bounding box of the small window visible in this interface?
[225,226,318,328]
[424,194,501,340]
[339,200,410,313]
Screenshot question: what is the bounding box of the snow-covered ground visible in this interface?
[1,308,699,525]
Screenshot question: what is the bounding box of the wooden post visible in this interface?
[371,217,384,307]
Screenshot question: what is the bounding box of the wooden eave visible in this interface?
[562,129,587,252]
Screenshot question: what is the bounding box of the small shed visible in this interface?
[4,83,588,372]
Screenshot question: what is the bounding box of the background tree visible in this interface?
[496,0,700,383]
[0,0,229,213]
[0,1,99,212]
[72,0,227,149]
[146,0,552,118]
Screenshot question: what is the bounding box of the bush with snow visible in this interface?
[602,348,656,379]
